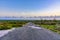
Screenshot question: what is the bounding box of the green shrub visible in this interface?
[0,25,12,30]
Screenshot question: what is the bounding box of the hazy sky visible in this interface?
[0,0,60,17]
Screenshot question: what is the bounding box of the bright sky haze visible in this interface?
[0,0,60,17]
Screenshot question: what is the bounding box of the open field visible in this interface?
[0,20,60,34]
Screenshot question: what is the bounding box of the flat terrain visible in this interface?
[0,28,15,37]
[0,23,60,40]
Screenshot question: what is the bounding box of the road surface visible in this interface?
[0,28,15,37]
[0,22,60,40]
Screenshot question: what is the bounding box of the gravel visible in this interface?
[0,23,60,40]
[0,28,15,37]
